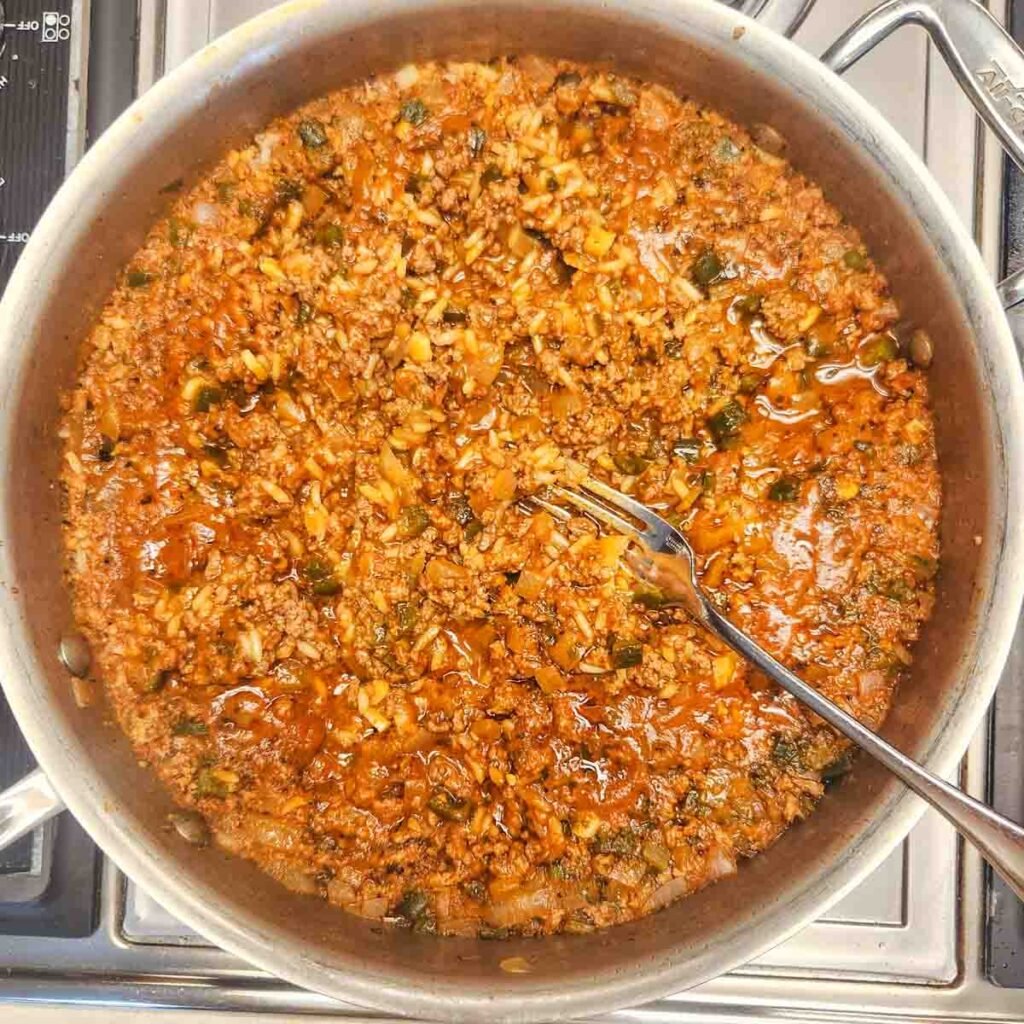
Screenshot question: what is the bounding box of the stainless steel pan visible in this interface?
[1,1,1023,1020]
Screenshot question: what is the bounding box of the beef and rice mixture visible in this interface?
[60,58,940,937]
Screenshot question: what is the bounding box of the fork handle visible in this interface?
[703,603,1024,901]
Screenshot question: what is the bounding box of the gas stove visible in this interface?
[2,1,1024,1020]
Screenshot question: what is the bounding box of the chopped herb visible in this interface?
[297,118,328,148]
[691,248,724,287]
[405,174,425,196]
[173,717,208,737]
[427,786,473,822]
[399,98,428,126]
[706,399,747,443]
[296,299,314,324]
[397,504,431,540]
[215,180,236,202]
[699,469,716,495]
[464,518,484,542]
[768,476,800,502]
[468,124,487,159]
[633,585,671,610]
[126,269,153,288]
[843,248,869,271]
[193,386,224,413]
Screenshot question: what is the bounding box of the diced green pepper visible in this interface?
[97,436,116,462]
[442,307,469,326]
[641,839,671,872]
[394,600,417,637]
[315,222,344,249]
[592,827,637,856]
[297,118,328,148]
[168,217,193,249]
[706,399,747,443]
[427,786,472,822]
[468,125,487,159]
[770,733,804,770]
[480,164,503,186]
[803,334,831,359]
[910,555,938,582]
[194,768,229,798]
[193,386,224,413]
[126,269,153,288]
[612,452,649,475]
[671,438,701,463]
[843,248,868,271]
[399,98,428,125]
[714,137,741,163]
[768,476,800,502]
[397,504,431,540]
[859,333,899,366]
[610,638,643,669]
[691,248,724,287]
[173,717,208,737]
[732,293,762,316]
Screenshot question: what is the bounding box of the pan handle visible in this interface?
[0,768,65,852]
[821,0,1024,310]
[737,0,816,37]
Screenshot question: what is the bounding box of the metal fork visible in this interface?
[533,477,1024,900]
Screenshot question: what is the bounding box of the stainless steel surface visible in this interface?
[731,0,816,36]
[1,0,1023,1020]
[0,768,64,852]
[821,0,1024,311]
[557,477,1024,903]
